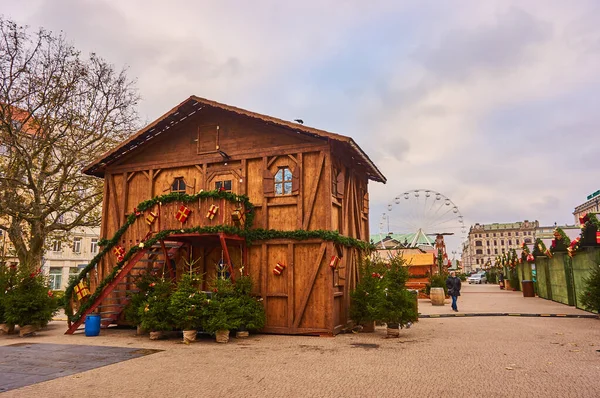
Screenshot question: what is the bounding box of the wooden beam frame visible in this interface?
[294,242,326,329]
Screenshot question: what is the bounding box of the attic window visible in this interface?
[275,167,293,195]
[171,177,186,193]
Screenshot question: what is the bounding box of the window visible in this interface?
[475,249,483,255]
[274,167,293,195]
[501,248,505,253]
[171,177,186,193]
[52,240,62,252]
[73,237,81,254]
[475,241,482,246]
[215,180,232,192]
[524,238,532,244]
[90,238,98,254]
[494,240,497,246]
[486,233,489,237]
[508,240,512,246]
[516,232,519,236]
[494,249,498,254]
[493,233,496,237]
[486,241,490,246]
[49,267,62,290]
[500,233,503,237]
[487,249,490,255]
[501,240,504,246]
[69,267,80,278]
[508,232,511,236]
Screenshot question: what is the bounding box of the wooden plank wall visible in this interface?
[96,111,372,334]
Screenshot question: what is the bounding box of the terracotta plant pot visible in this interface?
[236,330,249,338]
[149,331,165,340]
[19,325,37,337]
[215,329,229,343]
[0,323,16,335]
[183,330,197,343]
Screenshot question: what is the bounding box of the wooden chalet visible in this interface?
[69,96,385,335]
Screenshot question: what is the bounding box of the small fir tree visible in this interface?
[580,264,600,313]
[377,256,418,329]
[5,268,57,328]
[169,274,207,331]
[139,278,174,332]
[349,257,385,325]
[233,275,265,331]
[124,273,160,326]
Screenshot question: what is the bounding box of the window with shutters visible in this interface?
[197,124,219,154]
[171,177,186,193]
[332,169,345,199]
[275,167,293,195]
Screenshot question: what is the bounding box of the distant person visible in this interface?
[498,272,505,290]
[446,271,462,312]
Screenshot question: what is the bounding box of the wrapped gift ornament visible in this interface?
[206,204,219,220]
[145,211,158,225]
[526,254,535,263]
[74,281,91,300]
[579,213,589,226]
[176,205,191,223]
[231,208,245,227]
[273,262,286,276]
[597,231,600,244]
[113,245,125,262]
[329,255,340,269]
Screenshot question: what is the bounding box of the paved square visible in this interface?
[0,343,160,393]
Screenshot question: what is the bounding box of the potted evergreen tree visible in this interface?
[232,275,265,338]
[5,268,58,337]
[139,278,173,340]
[203,278,241,343]
[350,257,385,332]
[124,273,159,335]
[169,274,207,343]
[377,256,418,338]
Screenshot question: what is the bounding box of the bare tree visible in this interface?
[0,17,139,271]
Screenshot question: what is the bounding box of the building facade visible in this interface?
[573,190,600,224]
[464,220,539,270]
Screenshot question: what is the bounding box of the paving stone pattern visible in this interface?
[0,343,159,393]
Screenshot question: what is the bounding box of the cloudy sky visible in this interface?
[3,0,599,252]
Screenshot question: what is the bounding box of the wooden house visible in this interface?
[68,96,385,335]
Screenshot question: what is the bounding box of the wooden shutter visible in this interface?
[263,169,274,195]
[336,171,345,199]
[197,125,219,154]
[291,166,301,195]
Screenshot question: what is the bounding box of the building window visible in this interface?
[493,233,496,237]
[69,267,80,279]
[90,238,98,254]
[475,241,482,246]
[494,249,498,254]
[215,180,232,192]
[500,233,504,237]
[525,238,532,244]
[508,232,511,236]
[52,240,62,252]
[494,240,497,246]
[274,167,293,195]
[515,232,519,236]
[49,267,62,290]
[171,177,186,193]
[476,249,483,255]
[501,240,504,246]
[502,248,505,253]
[487,249,490,254]
[486,241,490,246]
[73,237,82,254]
[508,240,512,246]
[486,233,489,237]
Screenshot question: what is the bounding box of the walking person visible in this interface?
[446,271,462,312]
[498,272,505,290]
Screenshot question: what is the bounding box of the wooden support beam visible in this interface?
[287,242,294,329]
[297,152,303,230]
[294,243,326,329]
[302,152,325,230]
[219,232,235,282]
[127,171,138,182]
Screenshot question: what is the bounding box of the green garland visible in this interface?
[550,227,571,253]
[532,238,548,257]
[65,190,370,323]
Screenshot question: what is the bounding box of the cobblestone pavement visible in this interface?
[1,284,599,398]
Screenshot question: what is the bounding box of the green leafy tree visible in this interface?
[350,257,385,325]
[139,279,173,332]
[377,256,418,328]
[202,278,241,334]
[233,275,265,331]
[169,274,207,331]
[580,264,600,313]
[0,262,17,323]
[5,268,57,327]
[0,17,138,272]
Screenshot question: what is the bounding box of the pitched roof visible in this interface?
[83,95,386,182]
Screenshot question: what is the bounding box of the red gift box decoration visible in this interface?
[526,254,535,263]
[273,262,286,276]
[579,213,589,226]
[145,211,158,225]
[113,245,125,262]
[596,231,600,245]
[176,205,191,223]
[544,248,553,258]
[206,204,219,220]
[329,255,340,269]
[570,237,580,249]
[231,208,245,227]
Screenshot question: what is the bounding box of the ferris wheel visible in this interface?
[378,189,466,250]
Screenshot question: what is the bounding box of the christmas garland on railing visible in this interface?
[533,238,551,258]
[550,227,571,253]
[65,191,371,323]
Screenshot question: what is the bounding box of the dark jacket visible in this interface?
[446,276,461,297]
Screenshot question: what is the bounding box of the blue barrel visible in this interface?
[84,314,101,337]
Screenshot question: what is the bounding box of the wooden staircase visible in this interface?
[65,241,183,335]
